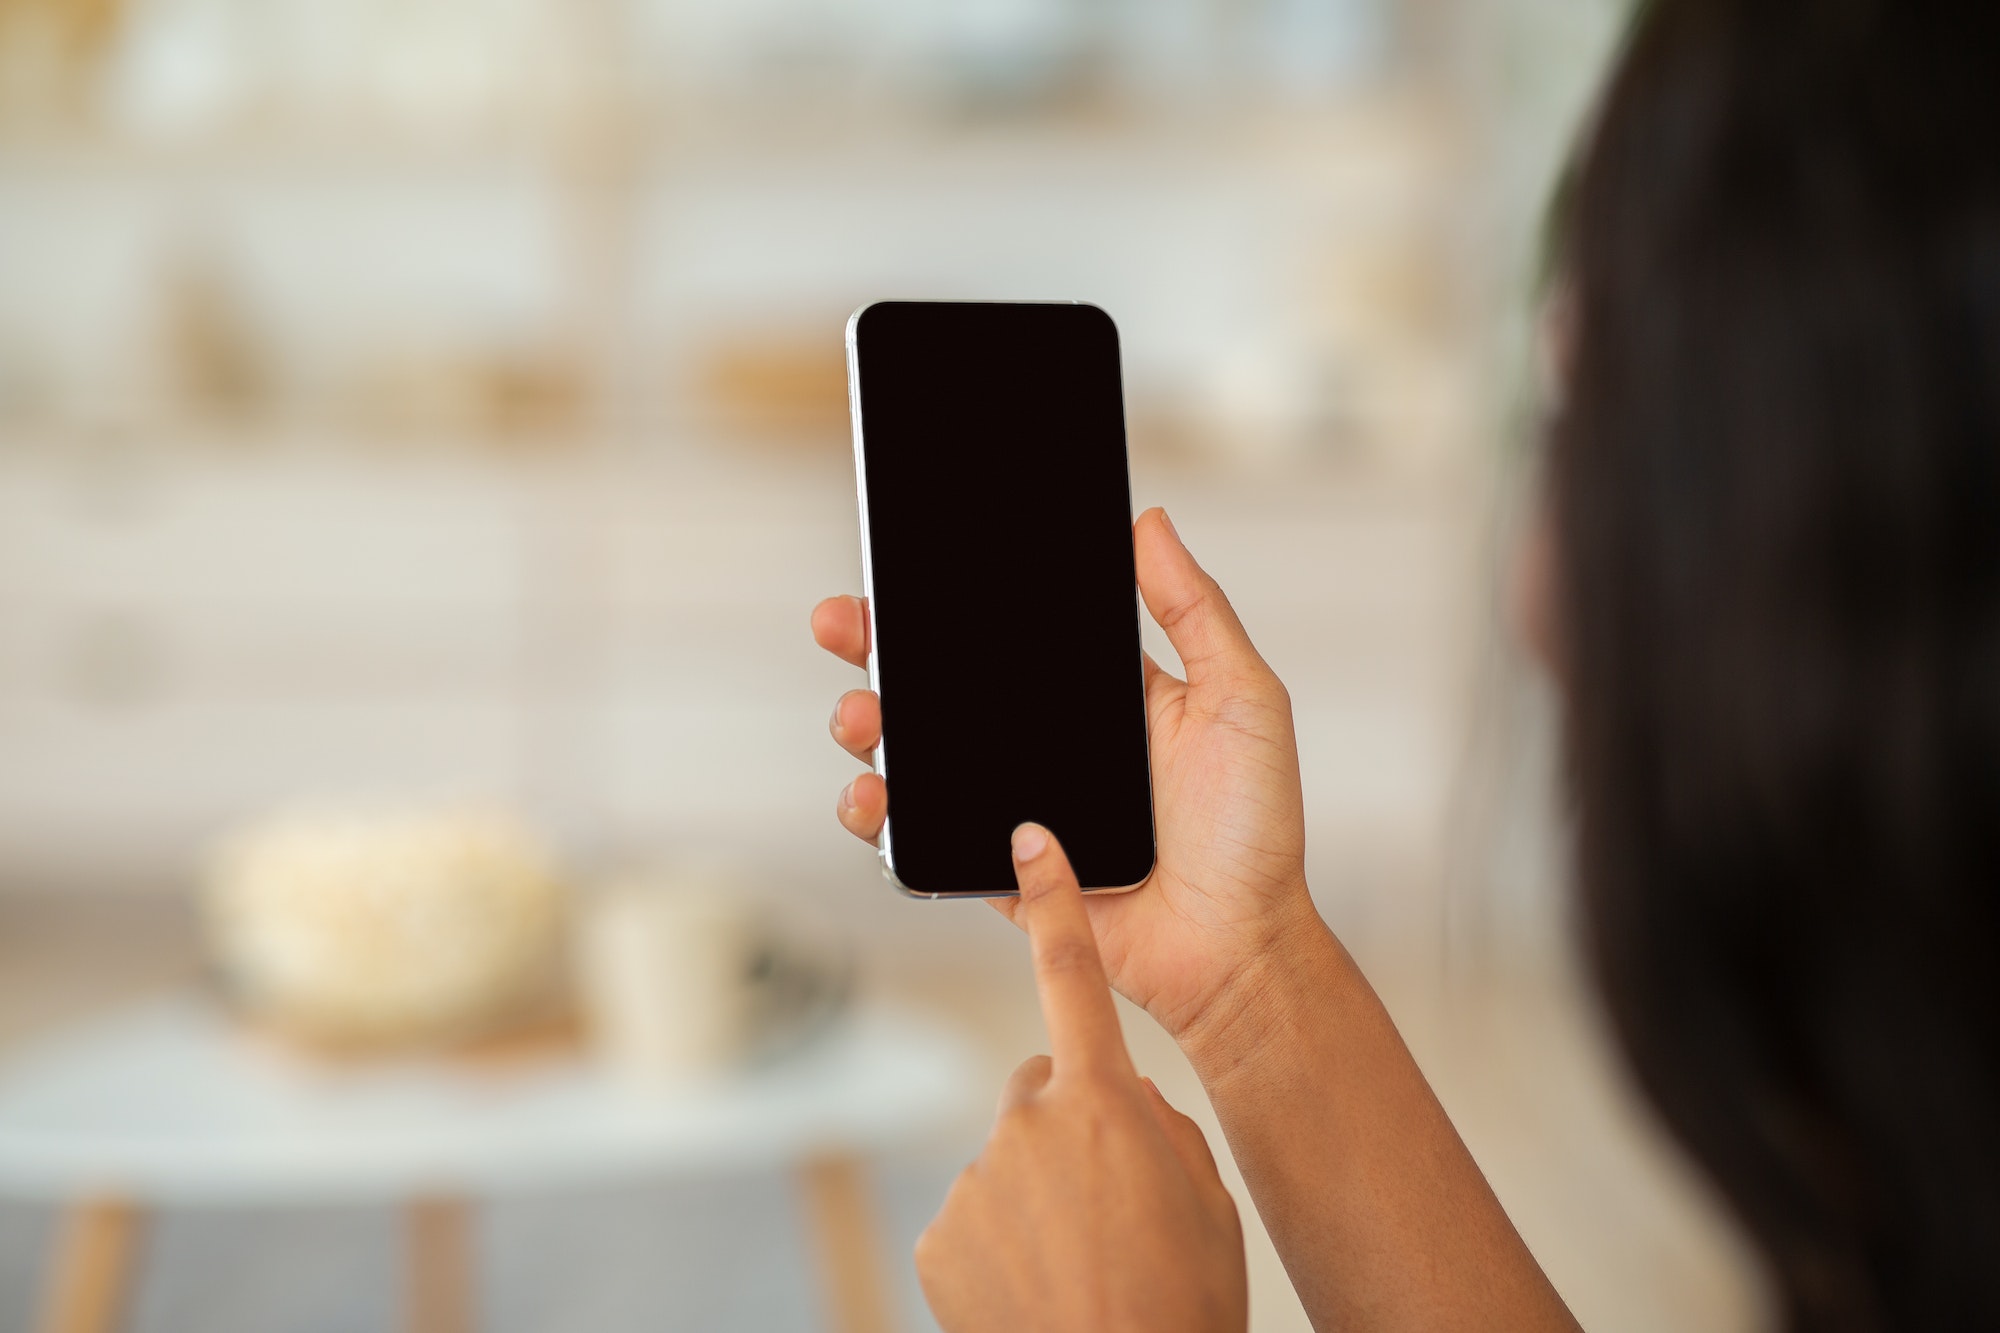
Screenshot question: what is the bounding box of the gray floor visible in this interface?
[0,1158,957,1333]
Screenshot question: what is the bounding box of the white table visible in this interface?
[0,995,981,1333]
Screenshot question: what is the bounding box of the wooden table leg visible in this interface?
[36,1197,145,1333]
[798,1153,897,1333]
[405,1196,475,1333]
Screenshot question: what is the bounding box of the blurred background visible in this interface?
[0,0,1768,1329]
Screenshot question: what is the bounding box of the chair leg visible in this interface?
[798,1153,897,1333]
[36,1197,145,1333]
[405,1196,475,1333]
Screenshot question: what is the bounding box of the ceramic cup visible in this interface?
[575,872,845,1083]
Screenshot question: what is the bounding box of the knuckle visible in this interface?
[1157,594,1200,632]
[912,1222,942,1276]
[933,1162,979,1213]
[1263,673,1293,713]
[1216,1194,1244,1237]
[1008,1053,1051,1087]
[1036,936,1100,979]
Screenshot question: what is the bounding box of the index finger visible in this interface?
[1010,823,1135,1079]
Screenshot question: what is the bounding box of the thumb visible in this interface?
[1134,508,1273,696]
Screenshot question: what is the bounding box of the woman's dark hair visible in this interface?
[1549,1,2000,1328]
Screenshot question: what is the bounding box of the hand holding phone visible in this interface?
[814,496,1320,1050]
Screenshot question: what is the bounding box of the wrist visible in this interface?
[1170,893,1349,1090]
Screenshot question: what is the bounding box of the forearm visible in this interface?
[1179,913,1579,1333]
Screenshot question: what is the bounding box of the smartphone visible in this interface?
[845,300,1156,898]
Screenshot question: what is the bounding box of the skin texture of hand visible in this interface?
[914,822,1247,1333]
[815,508,1581,1333]
[810,506,1317,1044]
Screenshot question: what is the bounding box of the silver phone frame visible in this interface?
[844,298,1156,900]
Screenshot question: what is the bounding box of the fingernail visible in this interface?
[1160,510,1181,544]
[1140,1076,1160,1097]
[839,780,855,813]
[1012,823,1048,862]
[829,695,844,735]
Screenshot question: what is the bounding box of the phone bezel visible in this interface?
[844,299,1156,900]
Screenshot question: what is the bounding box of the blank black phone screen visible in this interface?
[850,301,1155,896]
